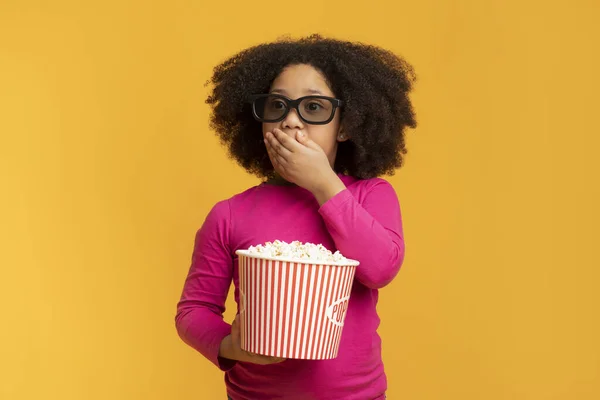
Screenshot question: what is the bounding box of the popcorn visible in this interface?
[246,240,348,263]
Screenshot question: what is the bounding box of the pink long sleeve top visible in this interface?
[176,174,405,400]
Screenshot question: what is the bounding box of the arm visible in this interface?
[317,178,405,289]
[175,201,286,368]
[261,130,405,288]
[175,200,236,371]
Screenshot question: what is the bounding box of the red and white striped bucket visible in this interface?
[235,251,358,360]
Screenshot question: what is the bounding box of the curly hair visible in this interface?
[205,34,417,179]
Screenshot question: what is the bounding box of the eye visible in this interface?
[304,101,323,112]
[267,99,286,110]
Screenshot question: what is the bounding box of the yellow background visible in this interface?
[1,0,599,399]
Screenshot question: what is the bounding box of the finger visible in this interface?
[272,129,302,152]
[249,354,286,365]
[275,153,288,166]
[265,139,288,167]
[264,136,279,156]
[264,138,276,160]
[267,131,293,158]
[266,148,281,169]
[264,358,285,364]
[295,130,321,151]
[245,350,273,359]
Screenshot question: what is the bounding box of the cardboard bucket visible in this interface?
[236,250,359,360]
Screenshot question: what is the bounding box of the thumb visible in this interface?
[296,130,320,150]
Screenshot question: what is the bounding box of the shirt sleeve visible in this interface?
[318,179,405,289]
[175,199,237,371]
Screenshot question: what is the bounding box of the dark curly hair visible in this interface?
[205,34,417,179]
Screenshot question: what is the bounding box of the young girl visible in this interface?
[176,34,416,400]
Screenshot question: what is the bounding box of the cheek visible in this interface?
[308,127,338,152]
[262,123,278,136]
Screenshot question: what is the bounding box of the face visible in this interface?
[262,64,347,167]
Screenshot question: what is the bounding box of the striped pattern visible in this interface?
[239,255,356,360]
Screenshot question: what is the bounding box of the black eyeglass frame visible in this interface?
[248,94,344,125]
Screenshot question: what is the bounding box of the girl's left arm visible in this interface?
[317,178,405,290]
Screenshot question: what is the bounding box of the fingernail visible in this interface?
[297,130,304,137]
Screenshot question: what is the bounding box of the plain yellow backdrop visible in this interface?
[1,0,599,399]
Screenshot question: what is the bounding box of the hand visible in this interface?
[264,128,344,201]
[219,315,285,365]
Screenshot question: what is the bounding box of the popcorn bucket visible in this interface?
[236,250,359,360]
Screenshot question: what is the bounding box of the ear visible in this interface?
[337,125,349,142]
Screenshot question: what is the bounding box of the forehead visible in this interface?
[270,64,334,97]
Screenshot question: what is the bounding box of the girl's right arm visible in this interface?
[175,200,283,370]
[175,200,235,370]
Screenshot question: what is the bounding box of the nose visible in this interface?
[281,107,304,132]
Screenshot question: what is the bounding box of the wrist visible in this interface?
[312,172,346,206]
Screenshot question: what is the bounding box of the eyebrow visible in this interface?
[270,88,326,96]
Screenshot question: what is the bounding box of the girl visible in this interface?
[176,34,416,400]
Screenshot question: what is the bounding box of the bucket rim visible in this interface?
[235,249,360,267]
